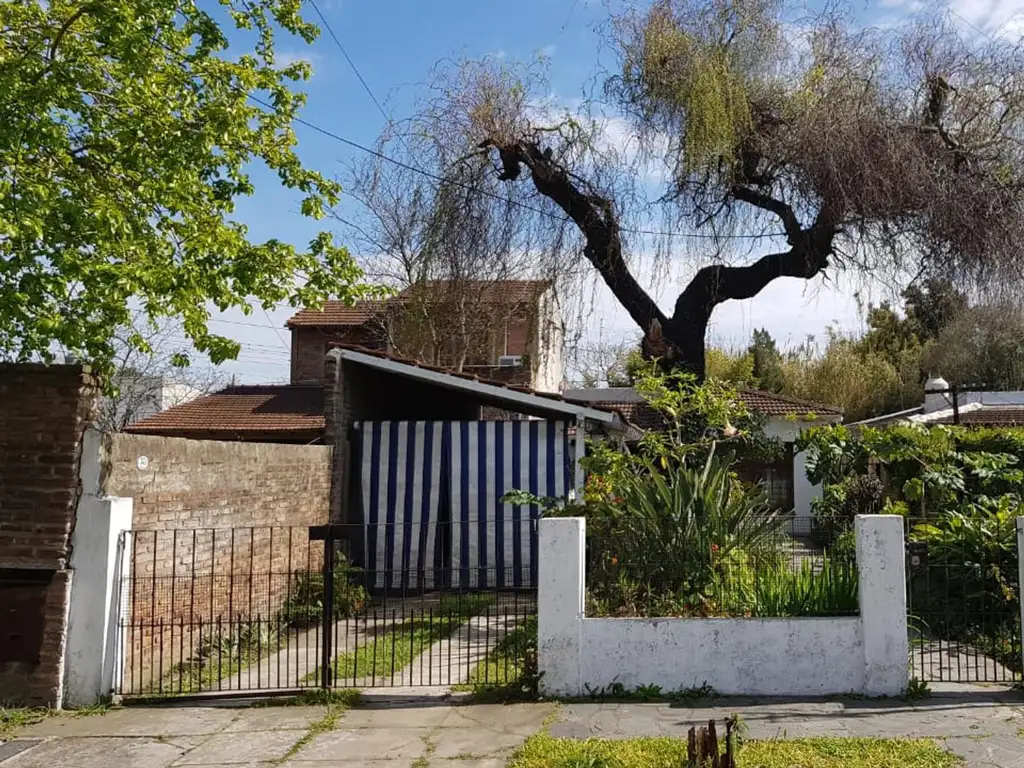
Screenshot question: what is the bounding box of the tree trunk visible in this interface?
[481,138,838,381]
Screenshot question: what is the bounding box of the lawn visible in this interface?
[454,615,537,700]
[328,592,495,685]
[509,734,958,768]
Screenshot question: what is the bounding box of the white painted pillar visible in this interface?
[538,517,586,697]
[570,417,586,501]
[63,496,133,707]
[1017,517,1024,676]
[856,514,908,696]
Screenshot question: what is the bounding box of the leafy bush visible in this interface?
[279,558,369,627]
[577,448,787,617]
[910,496,1020,628]
[729,558,860,618]
[810,474,884,548]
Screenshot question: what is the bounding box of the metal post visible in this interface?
[321,525,336,689]
[952,384,960,425]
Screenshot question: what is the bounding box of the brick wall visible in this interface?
[0,363,97,706]
[291,326,384,383]
[101,433,332,690]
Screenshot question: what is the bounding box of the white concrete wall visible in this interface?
[64,429,134,707]
[538,515,908,698]
[763,416,840,530]
[534,286,566,394]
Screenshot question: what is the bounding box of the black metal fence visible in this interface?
[114,524,538,697]
[906,516,1022,684]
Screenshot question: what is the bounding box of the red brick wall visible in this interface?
[101,433,333,689]
[0,363,97,706]
[291,326,384,383]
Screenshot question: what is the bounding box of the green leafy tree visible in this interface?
[748,328,785,392]
[0,0,377,375]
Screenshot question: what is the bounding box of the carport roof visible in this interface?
[332,345,618,425]
[128,345,624,440]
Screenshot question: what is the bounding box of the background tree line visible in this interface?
[577,278,1024,421]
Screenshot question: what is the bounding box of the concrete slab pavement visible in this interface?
[3,687,1024,766]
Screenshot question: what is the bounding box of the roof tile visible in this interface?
[126,385,325,435]
[285,281,551,328]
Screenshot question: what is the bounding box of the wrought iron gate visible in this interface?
[906,516,1022,684]
[114,523,538,697]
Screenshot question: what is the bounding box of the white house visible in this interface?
[851,376,1024,429]
[562,386,843,534]
[99,375,204,432]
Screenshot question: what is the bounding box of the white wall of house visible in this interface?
[763,415,841,533]
[533,286,566,394]
[538,515,909,698]
[104,376,203,429]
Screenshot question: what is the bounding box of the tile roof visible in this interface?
[126,385,325,436]
[285,280,551,328]
[563,387,841,423]
[931,407,1024,426]
[736,389,842,417]
[285,300,388,328]
[126,344,621,439]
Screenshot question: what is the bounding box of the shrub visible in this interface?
[575,447,789,617]
[279,558,369,627]
[810,474,884,548]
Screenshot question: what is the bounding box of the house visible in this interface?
[285,280,565,393]
[97,374,204,431]
[128,345,628,586]
[851,376,1024,428]
[563,386,843,533]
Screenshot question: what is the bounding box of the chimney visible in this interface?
[924,375,951,414]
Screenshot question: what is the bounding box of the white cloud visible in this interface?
[485,49,508,60]
[949,0,1024,40]
[539,44,558,58]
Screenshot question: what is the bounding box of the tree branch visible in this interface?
[480,137,668,335]
[730,186,801,242]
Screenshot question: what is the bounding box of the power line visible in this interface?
[306,0,394,132]
[54,16,787,244]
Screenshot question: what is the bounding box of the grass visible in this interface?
[152,620,287,695]
[454,615,538,701]
[253,689,362,709]
[326,593,495,685]
[508,734,959,768]
[270,689,360,766]
[1,701,113,740]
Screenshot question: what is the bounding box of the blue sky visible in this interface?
[203,0,1019,384]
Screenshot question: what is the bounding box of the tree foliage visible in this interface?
[395,0,1024,379]
[0,0,376,375]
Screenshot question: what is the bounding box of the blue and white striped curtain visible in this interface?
[357,420,572,590]
[359,421,443,590]
[449,420,571,588]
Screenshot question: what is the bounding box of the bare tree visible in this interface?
[95,317,230,432]
[415,0,1024,379]
[332,61,598,373]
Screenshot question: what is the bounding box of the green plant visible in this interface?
[580,446,788,617]
[457,616,540,701]
[905,677,931,701]
[729,558,859,618]
[280,559,369,627]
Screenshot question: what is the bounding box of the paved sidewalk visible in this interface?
[1,687,1024,767]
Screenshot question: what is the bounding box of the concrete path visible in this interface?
[4,687,1024,767]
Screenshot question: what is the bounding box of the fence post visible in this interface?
[1017,517,1024,677]
[856,514,908,696]
[321,525,336,689]
[63,496,133,706]
[538,517,585,697]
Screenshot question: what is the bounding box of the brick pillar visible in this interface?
[324,348,345,522]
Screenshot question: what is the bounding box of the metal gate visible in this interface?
[906,515,1022,684]
[114,523,537,698]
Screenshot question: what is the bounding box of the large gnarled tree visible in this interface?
[462,0,1024,378]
